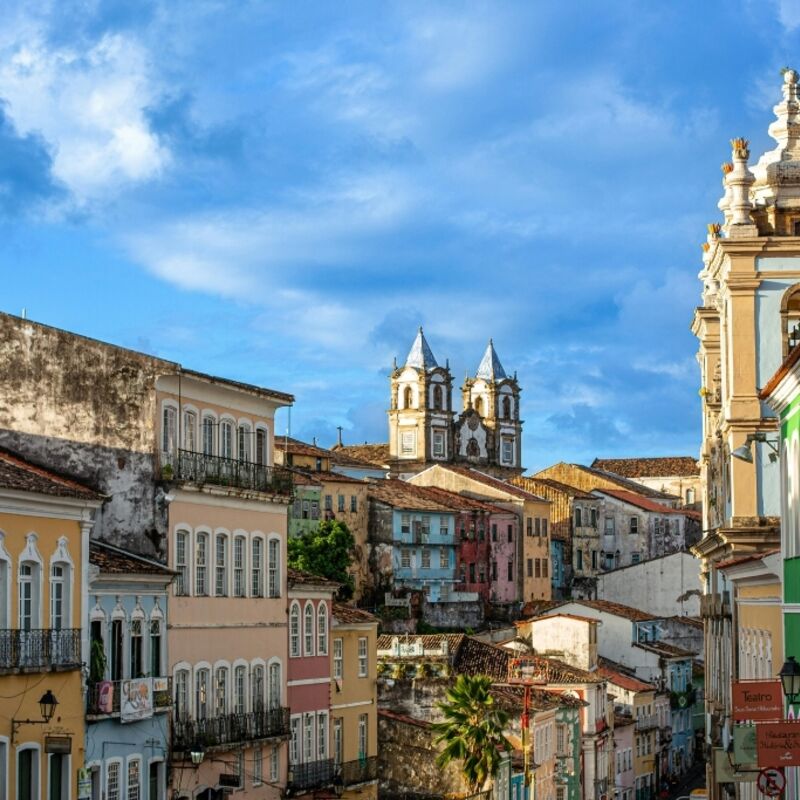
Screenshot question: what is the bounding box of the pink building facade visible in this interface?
[286,570,338,795]
[489,509,520,604]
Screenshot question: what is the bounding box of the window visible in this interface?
[440,522,448,537]
[542,519,548,537]
[215,534,228,596]
[534,559,541,578]
[127,759,141,800]
[290,718,300,764]
[333,639,343,679]
[507,560,513,581]
[502,437,513,464]
[591,550,597,570]
[491,561,497,581]
[105,761,120,800]
[400,430,416,456]
[333,718,343,765]
[290,604,300,657]
[215,666,228,716]
[433,385,443,410]
[195,533,208,596]
[304,604,314,655]
[311,501,319,520]
[130,617,144,677]
[358,714,368,758]
[175,669,189,719]
[338,494,345,512]
[175,531,189,595]
[401,514,410,534]
[252,538,264,597]
[252,664,265,710]
[632,552,641,564]
[162,406,177,454]
[110,618,123,681]
[253,748,263,786]
[421,549,431,569]
[268,538,280,598]
[630,516,638,534]
[196,668,210,718]
[233,537,246,597]
[575,507,582,527]
[527,558,533,577]
[19,562,39,631]
[503,396,511,419]
[150,618,162,676]
[303,714,314,764]
[543,559,548,578]
[270,746,279,782]
[433,431,445,458]
[604,517,614,534]
[508,524,513,542]
[302,500,309,519]
[325,495,333,511]
[526,518,532,536]
[590,508,597,527]
[479,564,486,583]
[49,561,69,633]
[318,603,328,655]
[535,518,541,536]
[351,495,358,512]
[358,637,368,676]
[218,420,233,459]
[202,416,215,455]
[256,428,268,466]
[317,712,328,759]
[469,563,476,582]
[238,423,252,462]
[234,665,247,713]
[403,386,413,408]
[269,662,281,709]
[439,548,448,569]
[401,549,411,569]
[183,410,196,452]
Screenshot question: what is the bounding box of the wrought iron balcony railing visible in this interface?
[86,677,172,719]
[0,629,81,672]
[172,707,290,752]
[162,449,293,496]
[339,756,378,786]
[635,715,658,731]
[288,759,334,791]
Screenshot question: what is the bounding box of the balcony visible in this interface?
[288,759,334,792]
[172,707,290,753]
[699,592,731,619]
[0,629,81,673]
[635,715,658,732]
[86,677,172,720]
[340,756,378,786]
[163,449,293,496]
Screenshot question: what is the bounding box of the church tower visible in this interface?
[460,339,523,472]
[388,328,454,472]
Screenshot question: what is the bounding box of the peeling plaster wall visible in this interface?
[0,313,175,556]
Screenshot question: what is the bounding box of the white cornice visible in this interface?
[0,488,101,521]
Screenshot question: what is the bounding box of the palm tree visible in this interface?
[433,674,510,794]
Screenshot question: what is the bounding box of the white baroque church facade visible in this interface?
[387,328,523,477]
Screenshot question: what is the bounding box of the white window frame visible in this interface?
[215,531,229,597]
[317,711,328,760]
[268,658,282,709]
[195,530,209,597]
[233,534,247,598]
[358,637,368,677]
[267,536,280,598]
[126,756,142,800]
[289,603,301,658]
[202,413,216,456]
[333,638,343,680]
[317,602,328,656]
[182,407,197,452]
[174,528,190,596]
[251,536,264,598]
[304,602,315,657]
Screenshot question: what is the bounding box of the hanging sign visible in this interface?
[733,681,783,721]
[757,768,785,797]
[120,677,153,723]
[733,724,758,767]
[756,721,800,767]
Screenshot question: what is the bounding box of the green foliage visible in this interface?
[90,638,107,683]
[287,519,356,599]
[433,674,510,793]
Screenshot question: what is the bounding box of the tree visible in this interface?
[287,519,356,599]
[433,674,510,794]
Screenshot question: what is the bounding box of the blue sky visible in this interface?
[2,0,800,471]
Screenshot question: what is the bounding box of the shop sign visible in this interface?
[756,721,800,767]
[714,747,751,782]
[45,735,71,754]
[120,677,153,723]
[734,724,758,767]
[733,681,783,721]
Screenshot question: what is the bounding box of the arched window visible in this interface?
[150,607,163,677]
[474,396,484,416]
[215,533,228,597]
[269,661,282,709]
[238,422,252,463]
[403,386,413,409]
[304,603,315,656]
[196,667,210,719]
[195,532,209,596]
[49,537,73,632]
[214,665,229,716]
[220,419,234,459]
[162,404,177,456]
[317,602,328,656]
[256,426,269,466]
[251,663,265,710]
[574,508,582,528]
[175,529,190,596]
[233,535,246,597]
[202,414,215,455]
[268,538,280,598]
[782,284,800,356]
[502,396,512,419]
[234,665,247,713]
[252,537,264,597]
[289,603,300,657]
[432,385,443,410]
[19,534,43,633]
[130,607,145,678]
[174,667,190,720]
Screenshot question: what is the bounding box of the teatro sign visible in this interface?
[733,681,784,721]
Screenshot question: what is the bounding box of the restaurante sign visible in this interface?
[756,721,800,767]
[733,681,783,721]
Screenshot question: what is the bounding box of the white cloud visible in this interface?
[774,0,800,31]
[0,28,169,200]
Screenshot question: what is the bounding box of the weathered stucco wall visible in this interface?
[421,598,483,629]
[0,313,176,555]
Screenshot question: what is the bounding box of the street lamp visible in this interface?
[189,745,205,766]
[731,433,780,464]
[780,656,800,705]
[11,689,59,743]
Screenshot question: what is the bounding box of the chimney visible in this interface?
[337,426,343,447]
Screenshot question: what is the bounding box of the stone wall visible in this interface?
[0,313,176,556]
[422,598,484,629]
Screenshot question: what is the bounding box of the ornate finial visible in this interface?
[721,162,734,174]
[731,137,750,159]
[707,223,721,237]
[702,242,710,252]
[782,67,798,84]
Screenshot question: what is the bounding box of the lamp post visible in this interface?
[189,745,205,766]
[11,690,59,743]
[780,656,800,707]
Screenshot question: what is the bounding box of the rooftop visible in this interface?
[287,568,340,590]
[476,339,507,381]
[531,612,601,625]
[368,479,457,512]
[296,468,367,485]
[536,462,678,501]
[275,436,332,459]
[597,658,655,693]
[590,456,699,479]
[90,540,175,576]
[0,446,104,501]
[404,327,438,370]
[511,476,596,500]
[332,603,378,625]
[635,640,695,659]
[593,488,699,517]
[404,483,512,515]
[530,599,657,623]
[331,443,390,469]
[377,633,465,652]
[426,465,548,502]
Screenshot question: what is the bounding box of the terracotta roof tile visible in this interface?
[402,484,513,515]
[529,599,657,623]
[597,658,655,692]
[275,436,332,459]
[332,603,378,625]
[0,446,104,501]
[591,457,700,479]
[717,549,781,570]
[511,476,596,500]
[287,568,340,590]
[377,633,465,652]
[761,344,800,400]
[431,465,548,502]
[331,443,390,468]
[535,463,678,500]
[635,641,695,659]
[368,479,458,512]
[593,489,694,516]
[90,540,175,575]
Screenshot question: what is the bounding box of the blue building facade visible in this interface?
[85,541,174,800]
[550,539,566,599]
[665,656,695,775]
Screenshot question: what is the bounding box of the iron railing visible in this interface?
[172,707,290,752]
[86,677,172,718]
[163,450,293,496]
[339,756,379,786]
[635,715,658,731]
[0,628,81,672]
[288,759,334,791]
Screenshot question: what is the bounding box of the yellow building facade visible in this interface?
[330,604,379,800]
[0,447,101,800]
